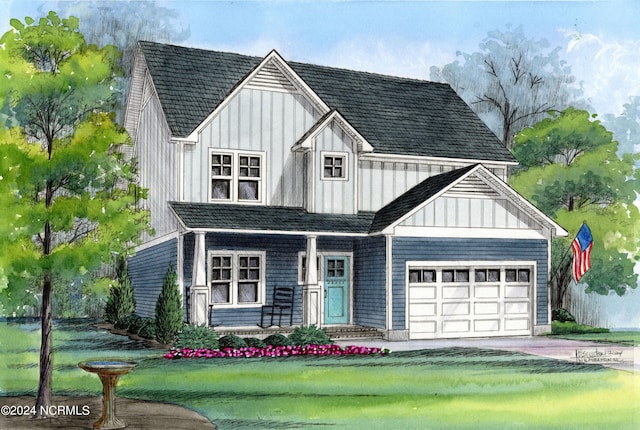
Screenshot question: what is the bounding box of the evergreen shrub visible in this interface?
[174,324,219,349]
[155,264,184,344]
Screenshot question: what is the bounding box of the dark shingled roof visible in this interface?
[169,202,376,234]
[138,41,515,163]
[369,164,478,233]
[170,166,478,234]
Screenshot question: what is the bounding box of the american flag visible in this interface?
[571,223,593,282]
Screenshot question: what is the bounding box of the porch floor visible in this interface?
[214,325,385,340]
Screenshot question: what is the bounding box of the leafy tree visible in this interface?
[155,264,183,345]
[0,12,149,416]
[430,26,584,148]
[602,96,640,167]
[56,0,190,118]
[510,108,639,309]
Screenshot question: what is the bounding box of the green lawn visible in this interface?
[547,331,640,346]
[1,320,638,429]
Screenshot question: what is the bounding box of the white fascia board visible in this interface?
[174,227,369,237]
[393,226,547,240]
[292,110,374,153]
[183,49,331,142]
[170,137,198,145]
[360,152,518,167]
[476,169,569,237]
[134,231,180,252]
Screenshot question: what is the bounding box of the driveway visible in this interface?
[337,336,638,372]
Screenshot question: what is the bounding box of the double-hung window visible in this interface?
[210,251,265,307]
[210,150,263,202]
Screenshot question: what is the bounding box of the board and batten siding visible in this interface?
[401,197,537,230]
[353,237,387,329]
[128,238,178,318]
[183,88,319,207]
[313,120,357,214]
[391,238,549,331]
[135,87,179,239]
[358,160,509,212]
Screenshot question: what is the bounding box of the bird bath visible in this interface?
[78,360,137,429]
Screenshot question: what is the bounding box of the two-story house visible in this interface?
[124,41,567,340]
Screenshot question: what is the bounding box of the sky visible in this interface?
[1,0,639,328]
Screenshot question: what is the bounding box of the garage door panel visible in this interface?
[411,321,437,335]
[411,286,436,300]
[474,302,499,315]
[505,285,529,298]
[443,320,470,333]
[475,285,499,298]
[410,303,437,317]
[442,286,469,299]
[505,301,529,315]
[505,318,530,331]
[474,319,500,332]
[442,302,470,316]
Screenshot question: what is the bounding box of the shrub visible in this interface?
[552,308,576,323]
[288,325,333,346]
[244,337,267,348]
[264,333,292,347]
[115,314,140,330]
[104,255,136,325]
[137,318,156,339]
[552,321,610,334]
[175,324,219,350]
[219,335,248,350]
[155,264,184,344]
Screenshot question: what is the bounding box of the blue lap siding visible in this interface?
[128,238,178,318]
[353,236,387,329]
[391,237,549,331]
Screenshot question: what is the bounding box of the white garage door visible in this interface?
[408,263,534,339]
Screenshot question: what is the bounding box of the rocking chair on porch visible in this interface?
[259,285,295,328]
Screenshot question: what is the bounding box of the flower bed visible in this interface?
[164,344,390,359]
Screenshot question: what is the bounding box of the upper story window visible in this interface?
[322,152,348,180]
[210,150,264,203]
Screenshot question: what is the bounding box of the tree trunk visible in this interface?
[34,270,53,418]
[35,185,54,417]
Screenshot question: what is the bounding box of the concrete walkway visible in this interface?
[0,395,217,430]
[337,335,638,372]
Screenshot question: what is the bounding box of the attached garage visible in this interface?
[407,261,535,339]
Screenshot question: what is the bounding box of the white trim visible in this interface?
[134,231,179,252]
[185,50,330,141]
[293,110,374,153]
[386,235,393,333]
[321,151,349,181]
[208,250,267,308]
[297,251,354,326]
[392,226,548,240]
[208,149,267,204]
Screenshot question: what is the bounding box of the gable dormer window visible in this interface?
[210,150,264,203]
[322,152,348,180]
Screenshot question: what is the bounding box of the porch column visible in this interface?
[303,235,321,326]
[190,232,209,325]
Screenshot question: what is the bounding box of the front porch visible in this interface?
[214,325,385,341]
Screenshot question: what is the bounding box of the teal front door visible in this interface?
[324,256,349,325]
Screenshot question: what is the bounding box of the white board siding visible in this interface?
[401,196,537,230]
[314,121,356,214]
[359,160,460,211]
[184,87,319,206]
[136,94,179,240]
